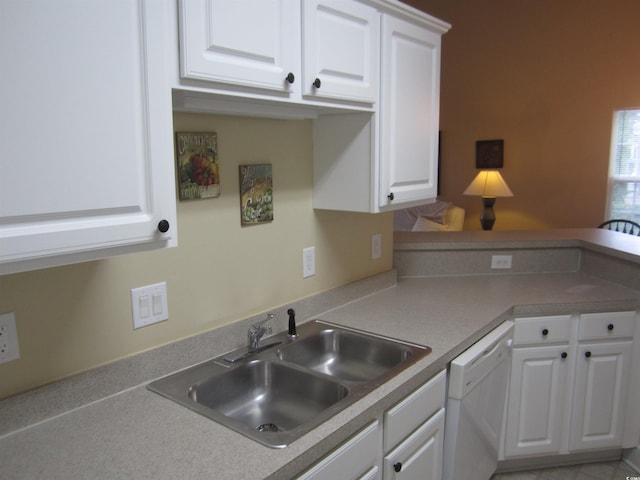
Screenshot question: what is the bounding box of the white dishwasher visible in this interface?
[443,320,514,480]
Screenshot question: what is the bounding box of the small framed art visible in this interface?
[239,164,273,225]
[476,139,504,169]
[175,132,220,200]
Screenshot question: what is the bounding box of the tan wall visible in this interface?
[407,0,640,230]
[0,113,392,399]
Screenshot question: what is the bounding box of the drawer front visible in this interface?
[579,311,636,341]
[513,315,571,345]
[296,421,380,480]
[384,369,446,453]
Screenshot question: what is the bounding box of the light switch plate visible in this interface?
[131,282,168,329]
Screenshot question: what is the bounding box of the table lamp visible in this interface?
[463,170,513,230]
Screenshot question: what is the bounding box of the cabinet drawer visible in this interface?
[579,311,636,341]
[296,421,380,480]
[384,370,446,453]
[513,315,571,345]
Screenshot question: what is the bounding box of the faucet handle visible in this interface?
[252,313,274,330]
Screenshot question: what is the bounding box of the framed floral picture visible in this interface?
[175,132,220,200]
[239,164,273,225]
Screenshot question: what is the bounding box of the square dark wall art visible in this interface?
[476,139,504,169]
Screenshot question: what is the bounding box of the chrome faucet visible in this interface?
[248,314,274,351]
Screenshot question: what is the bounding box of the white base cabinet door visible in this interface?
[0,0,177,275]
[570,341,632,451]
[383,409,445,480]
[504,345,570,457]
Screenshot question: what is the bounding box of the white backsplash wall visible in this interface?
[0,112,393,399]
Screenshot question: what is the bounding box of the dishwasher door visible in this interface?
[443,320,514,480]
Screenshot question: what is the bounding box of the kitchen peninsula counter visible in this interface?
[1,229,639,480]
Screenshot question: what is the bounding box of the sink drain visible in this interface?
[256,423,280,433]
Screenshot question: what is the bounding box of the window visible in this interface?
[608,109,640,222]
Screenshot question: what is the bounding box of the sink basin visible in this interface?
[148,319,430,448]
[188,360,348,434]
[277,328,417,382]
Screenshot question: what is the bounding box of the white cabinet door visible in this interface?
[379,14,442,208]
[178,0,300,94]
[296,421,381,480]
[504,345,570,457]
[0,0,176,275]
[383,409,445,480]
[570,341,632,451]
[302,0,379,104]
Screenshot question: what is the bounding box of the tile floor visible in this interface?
[491,460,639,480]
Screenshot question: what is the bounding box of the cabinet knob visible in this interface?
[312,78,321,89]
[585,351,592,358]
[541,328,549,337]
[561,352,568,359]
[388,192,395,201]
[607,323,614,331]
[157,219,170,233]
[285,72,295,84]
[393,462,402,473]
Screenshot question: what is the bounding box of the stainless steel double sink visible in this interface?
[148,320,430,448]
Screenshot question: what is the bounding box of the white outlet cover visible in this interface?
[0,312,20,364]
[303,246,315,278]
[371,233,382,259]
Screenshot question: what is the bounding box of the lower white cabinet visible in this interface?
[504,312,637,459]
[383,370,446,480]
[297,369,447,480]
[383,409,445,480]
[295,421,381,480]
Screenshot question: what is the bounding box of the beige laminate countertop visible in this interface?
[2,230,640,480]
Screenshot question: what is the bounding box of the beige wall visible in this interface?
[0,113,392,399]
[407,0,640,230]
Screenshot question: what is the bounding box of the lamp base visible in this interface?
[480,196,496,231]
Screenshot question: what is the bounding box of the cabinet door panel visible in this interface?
[384,409,444,480]
[570,342,632,451]
[302,0,379,103]
[0,0,176,273]
[380,15,441,207]
[504,346,569,457]
[179,0,299,92]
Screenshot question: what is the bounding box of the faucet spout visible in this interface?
[248,314,274,351]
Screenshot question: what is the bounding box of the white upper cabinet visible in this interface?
[379,14,442,208]
[0,0,177,275]
[301,0,379,104]
[178,0,300,95]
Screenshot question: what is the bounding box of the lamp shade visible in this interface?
[463,170,513,197]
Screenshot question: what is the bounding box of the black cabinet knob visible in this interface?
[561,352,568,359]
[394,462,402,472]
[312,78,321,89]
[157,219,170,233]
[285,72,295,84]
[607,323,614,331]
[542,328,549,337]
[388,192,395,201]
[585,351,592,358]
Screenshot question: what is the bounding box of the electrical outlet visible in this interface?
[303,246,315,278]
[491,255,513,269]
[0,312,20,364]
[131,282,169,329]
[371,233,382,260]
